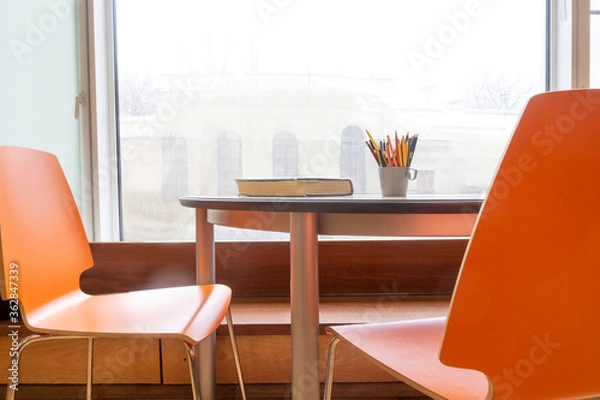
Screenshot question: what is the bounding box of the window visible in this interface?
[1,2,593,242]
[113,0,547,240]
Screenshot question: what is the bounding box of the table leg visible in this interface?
[196,209,216,400]
[290,212,320,400]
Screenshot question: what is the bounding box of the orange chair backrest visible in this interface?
[0,146,93,316]
[440,89,600,399]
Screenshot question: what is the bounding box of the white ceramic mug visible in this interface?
[377,167,418,196]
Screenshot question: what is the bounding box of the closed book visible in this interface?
[236,178,353,197]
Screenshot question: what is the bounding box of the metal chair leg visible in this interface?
[185,342,202,400]
[226,308,247,400]
[5,334,44,400]
[6,334,94,400]
[323,336,341,400]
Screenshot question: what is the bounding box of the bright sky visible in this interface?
[115,0,546,88]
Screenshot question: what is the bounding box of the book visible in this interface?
[235,177,354,197]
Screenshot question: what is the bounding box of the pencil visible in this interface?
[365,129,379,153]
[386,135,396,167]
[395,131,400,166]
[366,140,380,165]
[407,134,418,167]
[364,129,419,168]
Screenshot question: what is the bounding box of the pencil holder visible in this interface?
[378,167,418,196]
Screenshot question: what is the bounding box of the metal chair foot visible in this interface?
[323,337,341,400]
[184,343,203,400]
[226,308,247,400]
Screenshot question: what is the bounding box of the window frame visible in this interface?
[547,0,590,90]
[82,0,121,241]
[85,0,592,242]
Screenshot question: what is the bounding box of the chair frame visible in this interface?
[0,147,246,400]
[5,308,245,400]
[322,336,341,400]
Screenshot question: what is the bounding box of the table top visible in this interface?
[179,195,484,215]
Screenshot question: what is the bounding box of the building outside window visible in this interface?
[273,131,299,177]
[217,131,243,196]
[340,125,367,194]
[113,0,548,240]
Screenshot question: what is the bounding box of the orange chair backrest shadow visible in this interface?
[440,89,600,399]
[0,147,94,318]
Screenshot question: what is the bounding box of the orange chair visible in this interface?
[323,88,600,400]
[0,146,246,400]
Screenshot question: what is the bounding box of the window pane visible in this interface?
[592,0,600,87]
[114,0,546,241]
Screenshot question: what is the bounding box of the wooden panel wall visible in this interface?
[0,239,468,387]
[83,239,468,296]
[0,334,161,384]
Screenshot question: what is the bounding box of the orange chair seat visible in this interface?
[328,317,489,400]
[25,284,231,344]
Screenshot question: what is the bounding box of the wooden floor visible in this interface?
[1,383,431,399]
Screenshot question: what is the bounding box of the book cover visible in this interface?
[235,178,353,197]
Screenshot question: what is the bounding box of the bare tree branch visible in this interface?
[118,73,159,116]
[461,73,536,112]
